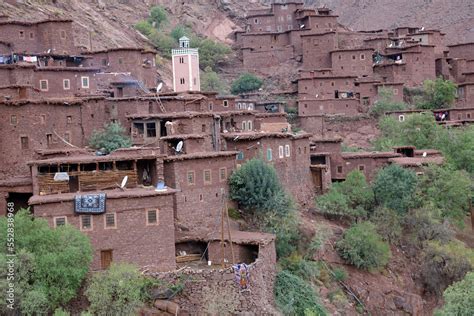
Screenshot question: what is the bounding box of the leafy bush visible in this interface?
[53,308,70,316]
[170,25,192,41]
[192,37,231,70]
[231,73,263,95]
[332,267,348,282]
[420,241,472,296]
[148,31,175,59]
[0,210,92,314]
[370,87,407,117]
[261,207,300,258]
[372,165,417,214]
[274,270,327,315]
[86,263,149,315]
[370,207,402,244]
[134,20,154,36]
[417,77,457,110]
[417,165,471,227]
[88,122,132,154]
[229,158,286,214]
[148,6,167,29]
[336,222,391,270]
[317,170,374,221]
[279,254,320,282]
[403,208,453,247]
[201,66,228,94]
[436,272,474,316]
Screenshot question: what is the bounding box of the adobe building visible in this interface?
[28,149,177,271]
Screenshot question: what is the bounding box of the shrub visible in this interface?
[229,158,285,214]
[403,208,453,246]
[417,165,471,228]
[279,254,320,282]
[193,37,231,70]
[148,6,167,29]
[317,170,374,221]
[274,270,327,315]
[332,267,348,282]
[134,20,153,36]
[370,87,407,117]
[372,165,417,214]
[201,66,228,94]
[148,31,175,59]
[86,263,148,315]
[417,77,457,110]
[436,272,474,316]
[88,122,132,154]
[230,73,263,95]
[0,210,92,314]
[370,207,402,244]
[53,308,71,316]
[170,25,192,41]
[420,241,472,296]
[336,222,391,270]
[262,207,300,258]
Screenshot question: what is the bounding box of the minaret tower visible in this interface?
[171,36,200,92]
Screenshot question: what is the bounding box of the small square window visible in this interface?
[46,133,53,146]
[19,31,25,39]
[54,216,67,227]
[63,79,70,90]
[80,215,93,231]
[279,146,284,158]
[29,32,34,39]
[285,144,291,157]
[219,167,227,181]
[223,100,229,107]
[360,54,365,60]
[180,78,185,85]
[352,55,356,60]
[118,58,123,65]
[67,116,72,124]
[81,77,90,89]
[20,136,29,149]
[10,115,17,125]
[146,122,156,137]
[40,80,48,91]
[359,165,365,171]
[187,171,195,185]
[203,169,212,184]
[337,166,343,173]
[393,89,399,95]
[237,151,244,160]
[104,213,116,229]
[146,209,159,225]
[399,115,405,122]
[241,121,246,131]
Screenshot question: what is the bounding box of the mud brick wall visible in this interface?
[32,193,176,271]
[298,99,361,116]
[149,240,278,315]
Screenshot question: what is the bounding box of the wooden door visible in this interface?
[100,250,113,269]
[311,169,323,193]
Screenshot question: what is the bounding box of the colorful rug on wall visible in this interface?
[74,193,106,214]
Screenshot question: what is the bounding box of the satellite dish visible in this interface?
[47,48,51,53]
[157,82,163,93]
[175,141,183,153]
[233,135,240,141]
[422,152,427,157]
[300,24,305,29]
[120,176,128,189]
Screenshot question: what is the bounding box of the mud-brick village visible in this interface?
[1,0,474,315]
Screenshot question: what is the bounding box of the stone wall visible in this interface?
[148,240,278,315]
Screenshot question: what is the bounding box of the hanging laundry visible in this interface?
[233,263,250,291]
[0,56,4,64]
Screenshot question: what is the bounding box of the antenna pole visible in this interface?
[225,195,235,265]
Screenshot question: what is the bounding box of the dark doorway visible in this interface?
[7,192,33,212]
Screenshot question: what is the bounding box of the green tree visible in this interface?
[370,87,407,117]
[0,210,92,314]
[336,222,391,271]
[316,170,374,221]
[170,25,192,42]
[229,158,298,257]
[148,6,168,29]
[86,263,148,316]
[372,165,418,214]
[436,125,474,175]
[134,20,153,36]
[231,73,263,95]
[201,66,228,94]
[417,165,471,227]
[370,207,402,244]
[418,77,457,110]
[274,270,327,315]
[88,122,132,154]
[436,272,474,316]
[192,37,231,70]
[148,30,175,59]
